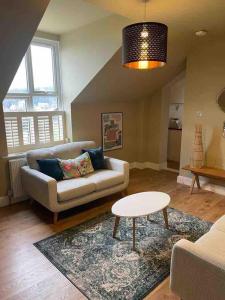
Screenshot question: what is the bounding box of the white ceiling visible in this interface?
[38,0,111,35]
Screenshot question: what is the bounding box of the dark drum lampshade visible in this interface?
[122,22,168,70]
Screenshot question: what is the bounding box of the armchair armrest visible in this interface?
[170,239,225,300]
[21,166,57,212]
[104,157,129,187]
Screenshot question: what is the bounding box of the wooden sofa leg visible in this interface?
[53,212,58,224]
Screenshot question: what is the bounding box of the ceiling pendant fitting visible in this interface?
[122,1,168,70]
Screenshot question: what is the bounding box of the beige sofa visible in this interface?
[170,214,225,300]
[21,141,129,223]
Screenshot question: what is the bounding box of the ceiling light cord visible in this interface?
[144,0,147,21]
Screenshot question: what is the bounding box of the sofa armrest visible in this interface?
[104,157,129,187]
[21,166,57,212]
[170,239,225,300]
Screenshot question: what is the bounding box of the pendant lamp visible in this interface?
[122,1,168,70]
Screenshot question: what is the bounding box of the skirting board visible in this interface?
[177,175,225,196]
[0,195,28,207]
[130,162,160,171]
[0,196,10,207]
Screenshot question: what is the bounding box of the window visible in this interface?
[5,38,62,112]
[3,37,66,153]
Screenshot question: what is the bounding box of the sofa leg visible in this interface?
[53,212,58,224]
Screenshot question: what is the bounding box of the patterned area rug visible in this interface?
[34,208,211,300]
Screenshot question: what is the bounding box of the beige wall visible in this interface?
[72,101,138,162]
[60,15,129,139]
[180,37,225,174]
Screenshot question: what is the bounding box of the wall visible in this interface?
[0,0,50,199]
[136,72,186,166]
[60,15,129,139]
[72,101,139,162]
[180,37,225,174]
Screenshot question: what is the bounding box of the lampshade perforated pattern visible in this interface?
[122,22,168,70]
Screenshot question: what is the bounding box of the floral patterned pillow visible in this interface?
[58,152,94,179]
[75,152,94,176]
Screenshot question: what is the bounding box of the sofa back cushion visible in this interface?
[26,141,96,170]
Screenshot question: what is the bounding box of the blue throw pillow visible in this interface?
[37,159,64,181]
[81,147,105,170]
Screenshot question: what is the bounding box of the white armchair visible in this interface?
[170,215,225,300]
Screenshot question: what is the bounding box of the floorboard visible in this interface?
[0,168,225,300]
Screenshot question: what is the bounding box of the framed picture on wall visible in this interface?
[101,112,123,151]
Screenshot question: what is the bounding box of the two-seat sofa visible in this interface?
[170,214,225,300]
[21,141,129,223]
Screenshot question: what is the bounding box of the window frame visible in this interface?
[6,37,63,112]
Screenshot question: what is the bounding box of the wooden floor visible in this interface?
[1,168,225,300]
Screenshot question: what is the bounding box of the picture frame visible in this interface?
[101,112,123,151]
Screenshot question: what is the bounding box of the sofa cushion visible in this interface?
[81,147,105,170]
[37,159,64,181]
[53,141,95,160]
[26,141,96,170]
[196,229,225,258]
[27,148,54,170]
[57,178,95,202]
[211,215,225,233]
[84,170,124,191]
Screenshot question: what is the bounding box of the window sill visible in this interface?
[3,152,26,160]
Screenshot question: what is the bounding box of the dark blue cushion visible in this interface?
[37,159,64,181]
[81,147,105,170]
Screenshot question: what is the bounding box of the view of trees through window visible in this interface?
[3,38,61,112]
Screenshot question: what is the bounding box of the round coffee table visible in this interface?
[111,192,171,251]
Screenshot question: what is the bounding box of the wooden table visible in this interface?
[183,165,225,194]
[111,192,170,251]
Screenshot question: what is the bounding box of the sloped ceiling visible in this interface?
[74,48,185,103]
[39,0,111,34]
[74,0,225,103]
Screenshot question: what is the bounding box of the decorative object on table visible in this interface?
[101,112,123,151]
[190,124,204,168]
[112,192,170,251]
[122,0,167,70]
[81,147,105,170]
[35,208,211,300]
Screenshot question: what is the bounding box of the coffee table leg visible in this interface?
[113,216,120,238]
[133,218,136,251]
[163,208,169,229]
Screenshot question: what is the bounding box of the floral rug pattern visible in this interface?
[34,208,211,300]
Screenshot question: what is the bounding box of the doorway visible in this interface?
[167,103,183,171]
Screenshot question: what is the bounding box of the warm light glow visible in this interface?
[141,30,149,38]
[141,42,148,49]
[123,60,166,70]
[138,61,149,69]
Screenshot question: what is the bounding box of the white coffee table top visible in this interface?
[112,192,170,218]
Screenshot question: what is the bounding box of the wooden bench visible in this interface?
[183,165,225,194]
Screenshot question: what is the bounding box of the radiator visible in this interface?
[9,158,28,203]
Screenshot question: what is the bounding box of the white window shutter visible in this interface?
[38,116,51,144]
[52,115,64,141]
[4,116,20,148]
[22,116,35,145]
